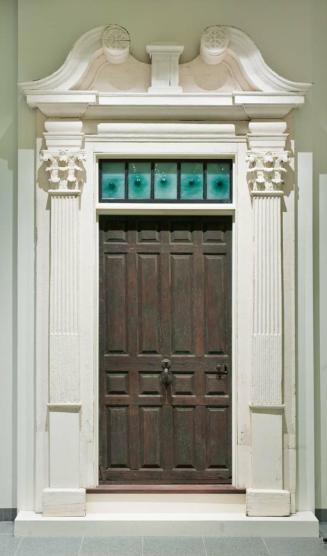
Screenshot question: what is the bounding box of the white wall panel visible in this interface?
[297,153,315,511]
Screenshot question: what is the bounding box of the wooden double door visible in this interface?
[99,215,232,485]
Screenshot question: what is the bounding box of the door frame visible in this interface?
[98,213,234,490]
[31,123,270,514]
[80,130,250,493]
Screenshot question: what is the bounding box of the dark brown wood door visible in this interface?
[99,216,232,484]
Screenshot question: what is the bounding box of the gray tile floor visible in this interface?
[0,522,327,556]
[321,522,327,540]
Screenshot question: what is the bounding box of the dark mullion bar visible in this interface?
[204,162,207,200]
[177,161,181,200]
[99,160,102,202]
[125,161,128,200]
[151,162,155,200]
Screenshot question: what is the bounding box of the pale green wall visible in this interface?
[2,0,326,511]
[0,0,17,510]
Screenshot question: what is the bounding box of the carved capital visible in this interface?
[246,151,289,193]
[41,149,86,192]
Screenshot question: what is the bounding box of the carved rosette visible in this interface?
[41,149,86,191]
[246,151,289,193]
[200,25,230,65]
[102,24,130,64]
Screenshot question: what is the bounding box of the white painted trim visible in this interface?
[249,404,285,411]
[246,489,290,517]
[234,94,305,105]
[17,149,35,511]
[19,26,310,94]
[19,25,310,120]
[22,92,307,120]
[146,44,184,93]
[27,117,297,525]
[296,153,315,512]
[96,203,235,215]
[96,122,237,141]
[87,141,243,490]
[86,493,245,514]
[317,174,327,509]
[15,510,318,537]
[42,488,86,517]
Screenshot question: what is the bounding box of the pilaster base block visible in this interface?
[42,488,86,517]
[246,489,291,517]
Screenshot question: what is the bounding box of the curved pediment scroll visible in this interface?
[20,24,311,119]
[20,24,310,94]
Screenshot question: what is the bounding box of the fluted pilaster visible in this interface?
[49,190,80,403]
[41,121,86,517]
[246,121,291,517]
[252,192,282,406]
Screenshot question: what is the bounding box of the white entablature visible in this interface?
[20,24,311,120]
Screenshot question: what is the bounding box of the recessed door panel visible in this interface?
[99,215,232,484]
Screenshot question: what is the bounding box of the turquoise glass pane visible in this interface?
[101,161,125,199]
[154,162,177,199]
[207,162,231,201]
[181,162,204,200]
[128,162,151,199]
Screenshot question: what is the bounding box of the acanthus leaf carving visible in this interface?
[246,151,289,192]
[41,149,86,191]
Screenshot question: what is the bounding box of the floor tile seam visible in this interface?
[141,535,144,556]
[261,537,272,556]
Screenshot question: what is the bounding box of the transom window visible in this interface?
[99,160,232,203]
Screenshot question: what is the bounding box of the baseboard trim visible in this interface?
[0,508,17,521]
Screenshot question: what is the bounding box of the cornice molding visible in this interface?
[95,122,240,142]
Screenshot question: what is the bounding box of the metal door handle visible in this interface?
[161,358,172,387]
[216,364,228,378]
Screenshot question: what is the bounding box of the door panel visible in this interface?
[99,215,232,484]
